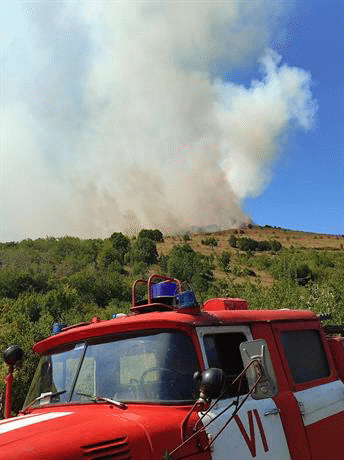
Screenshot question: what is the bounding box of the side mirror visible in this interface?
[239,339,277,399]
[2,345,24,418]
[3,345,23,368]
[194,368,225,402]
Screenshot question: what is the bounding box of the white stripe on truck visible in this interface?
[0,412,73,434]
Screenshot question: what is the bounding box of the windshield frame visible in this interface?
[24,329,201,409]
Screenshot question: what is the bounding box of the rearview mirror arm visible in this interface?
[174,360,263,458]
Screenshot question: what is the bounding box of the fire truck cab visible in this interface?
[1,274,344,459]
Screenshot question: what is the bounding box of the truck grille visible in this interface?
[81,436,131,459]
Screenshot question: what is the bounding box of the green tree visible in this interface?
[167,244,213,293]
[128,238,158,266]
[99,247,124,272]
[0,268,49,299]
[138,229,164,242]
[109,232,130,263]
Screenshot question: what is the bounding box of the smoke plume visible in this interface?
[0,0,316,241]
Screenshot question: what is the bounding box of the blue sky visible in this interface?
[244,0,344,234]
[0,0,343,241]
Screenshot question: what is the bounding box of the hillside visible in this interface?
[0,225,343,411]
[158,226,344,288]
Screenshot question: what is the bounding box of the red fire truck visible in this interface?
[1,274,344,459]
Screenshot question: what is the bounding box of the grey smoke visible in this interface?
[0,0,316,241]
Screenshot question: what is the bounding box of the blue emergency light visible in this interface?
[151,281,178,298]
[151,281,198,309]
[52,322,67,334]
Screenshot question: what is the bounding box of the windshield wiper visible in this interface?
[76,392,127,409]
[21,390,67,413]
[94,396,127,409]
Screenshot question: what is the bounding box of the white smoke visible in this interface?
[0,0,316,241]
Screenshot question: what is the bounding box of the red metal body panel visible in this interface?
[273,391,312,460]
[203,298,248,311]
[304,411,344,460]
[251,322,313,460]
[327,336,344,381]
[0,404,211,460]
[271,320,344,460]
[33,309,317,354]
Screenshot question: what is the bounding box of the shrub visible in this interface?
[229,235,237,248]
[218,252,231,272]
[137,229,164,242]
[201,237,218,247]
[159,254,168,273]
[295,264,316,286]
[128,237,158,266]
[242,268,256,277]
[99,245,124,271]
[131,261,148,277]
[109,232,130,263]
[167,244,214,293]
[237,238,258,252]
[270,240,283,252]
[0,268,49,299]
[256,241,270,251]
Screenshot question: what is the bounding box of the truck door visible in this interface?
[273,323,344,460]
[196,326,291,460]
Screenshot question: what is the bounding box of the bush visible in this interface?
[167,244,214,293]
[41,286,82,319]
[131,261,148,277]
[229,235,237,248]
[201,237,218,247]
[270,256,316,286]
[159,254,168,273]
[109,233,130,263]
[295,264,316,286]
[242,268,256,277]
[0,268,49,299]
[232,265,242,277]
[237,238,258,252]
[218,252,231,272]
[236,238,282,253]
[270,240,283,252]
[67,270,128,307]
[99,246,124,270]
[137,229,164,242]
[128,237,158,266]
[256,240,270,251]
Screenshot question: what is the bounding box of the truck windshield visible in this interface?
[24,331,200,408]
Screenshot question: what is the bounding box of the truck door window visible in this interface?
[203,333,248,397]
[281,330,330,384]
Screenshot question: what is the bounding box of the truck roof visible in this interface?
[34,308,318,354]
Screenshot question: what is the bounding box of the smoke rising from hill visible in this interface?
[0,1,316,241]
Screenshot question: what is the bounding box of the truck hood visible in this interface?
[0,404,153,459]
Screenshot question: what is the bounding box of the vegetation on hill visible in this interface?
[0,226,343,412]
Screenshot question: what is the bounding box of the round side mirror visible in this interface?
[195,368,225,402]
[3,345,24,367]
